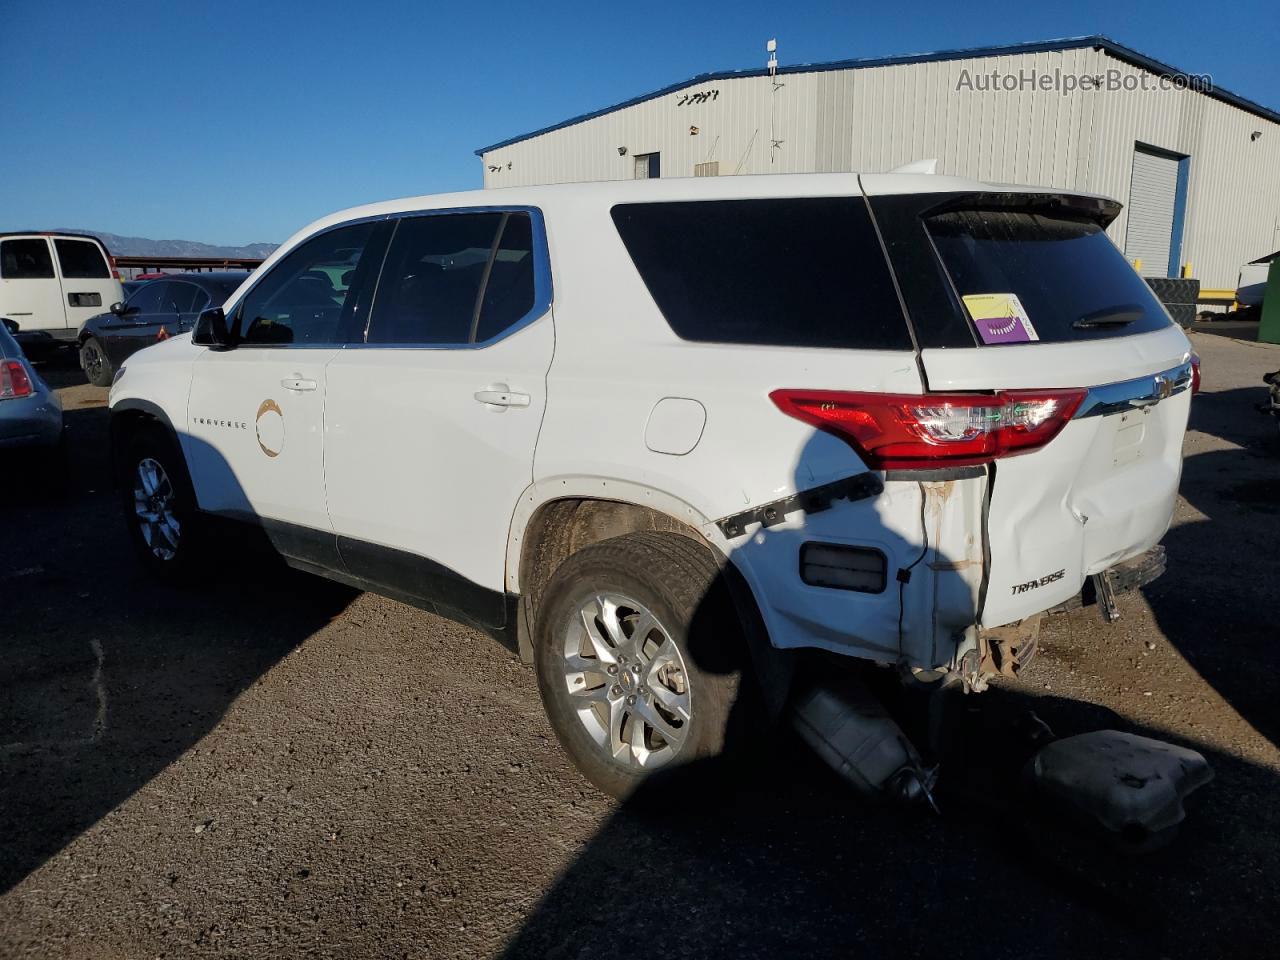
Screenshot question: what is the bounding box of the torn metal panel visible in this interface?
[715,472,884,539]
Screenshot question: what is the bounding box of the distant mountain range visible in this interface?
[62,229,278,260]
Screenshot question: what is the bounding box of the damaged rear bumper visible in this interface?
[1047,545,1167,620]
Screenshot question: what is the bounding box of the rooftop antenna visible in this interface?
[766,38,784,163]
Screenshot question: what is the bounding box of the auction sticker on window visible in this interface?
[962,293,1040,344]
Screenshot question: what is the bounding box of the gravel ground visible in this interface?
[2,328,1278,959]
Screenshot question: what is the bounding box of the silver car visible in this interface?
[0,321,63,450]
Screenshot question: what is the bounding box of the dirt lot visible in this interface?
[2,328,1279,959]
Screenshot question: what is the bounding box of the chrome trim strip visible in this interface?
[1073,360,1193,419]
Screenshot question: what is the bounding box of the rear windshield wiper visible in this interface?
[1073,305,1144,329]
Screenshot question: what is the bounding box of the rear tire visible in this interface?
[117,423,208,582]
[80,336,113,387]
[533,532,748,798]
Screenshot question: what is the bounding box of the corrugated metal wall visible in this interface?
[480,47,1280,288]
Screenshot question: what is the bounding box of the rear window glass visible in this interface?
[927,209,1171,344]
[1,238,55,279]
[611,198,911,350]
[54,238,111,278]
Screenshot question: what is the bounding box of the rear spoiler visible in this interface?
[917,191,1122,229]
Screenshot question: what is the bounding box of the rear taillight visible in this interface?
[770,388,1086,470]
[0,360,34,399]
[1190,353,1202,395]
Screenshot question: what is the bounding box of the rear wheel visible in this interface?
[80,337,113,387]
[118,424,207,581]
[533,532,746,797]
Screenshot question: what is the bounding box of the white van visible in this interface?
[0,233,124,340]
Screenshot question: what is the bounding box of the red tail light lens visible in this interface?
[1190,353,1202,395]
[770,388,1086,470]
[1,359,34,399]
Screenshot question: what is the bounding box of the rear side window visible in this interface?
[1,239,55,279]
[167,282,202,314]
[54,238,111,278]
[611,198,910,350]
[475,214,536,342]
[927,209,1172,344]
[365,211,539,346]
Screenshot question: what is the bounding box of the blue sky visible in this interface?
[2,0,1273,245]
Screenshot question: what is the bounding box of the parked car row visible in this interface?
[0,231,251,385]
[78,273,246,386]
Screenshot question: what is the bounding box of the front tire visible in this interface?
[533,532,747,797]
[80,336,113,387]
[117,424,207,582]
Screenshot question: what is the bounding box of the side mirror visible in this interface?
[192,307,234,349]
[110,301,125,315]
[1,317,18,335]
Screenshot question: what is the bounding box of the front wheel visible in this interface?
[80,337,113,387]
[118,424,208,581]
[533,532,747,797]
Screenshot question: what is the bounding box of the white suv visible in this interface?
[109,173,1196,796]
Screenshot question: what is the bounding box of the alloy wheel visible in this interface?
[561,593,692,769]
[133,457,181,561]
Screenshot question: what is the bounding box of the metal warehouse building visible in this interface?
[476,36,1280,290]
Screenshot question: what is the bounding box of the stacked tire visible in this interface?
[1145,277,1200,329]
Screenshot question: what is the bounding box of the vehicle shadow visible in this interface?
[1140,383,1280,752]
[503,426,1280,959]
[501,711,1275,959]
[0,403,357,894]
[1189,319,1260,342]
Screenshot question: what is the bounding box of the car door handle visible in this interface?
[281,377,318,392]
[474,385,530,409]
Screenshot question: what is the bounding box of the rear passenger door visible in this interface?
[54,238,119,331]
[323,209,553,631]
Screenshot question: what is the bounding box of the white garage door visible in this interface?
[1125,146,1182,278]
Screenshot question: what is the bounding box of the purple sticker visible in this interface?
[962,294,1039,345]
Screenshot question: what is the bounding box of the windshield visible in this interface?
[926,208,1172,345]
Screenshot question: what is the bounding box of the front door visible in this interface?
[183,220,386,559]
[323,210,553,629]
[100,280,177,367]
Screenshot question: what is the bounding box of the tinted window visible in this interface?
[187,287,211,313]
[239,222,376,346]
[474,214,537,342]
[927,209,1172,344]
[1,239,55,279]
[611,199,910,349]
[365,213,503,345]
[208,278,244,303]
[126,281,168,314]
[54,238,110,278]
[166,282,202,314]
[149,281,180,315]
